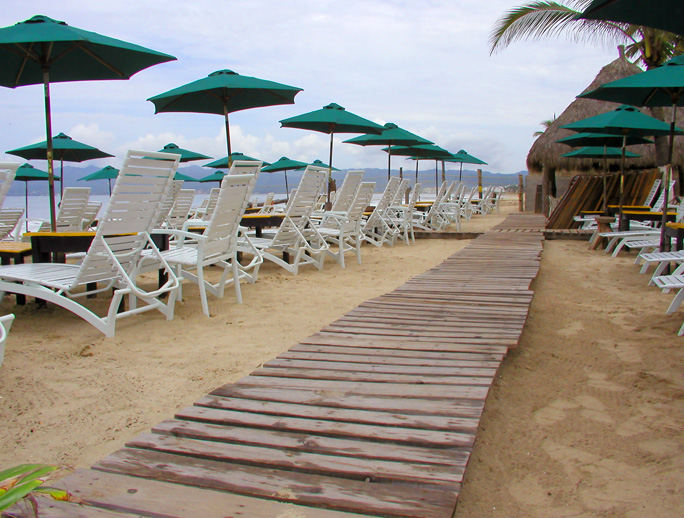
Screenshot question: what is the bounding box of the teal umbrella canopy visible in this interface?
[579,0,683,36]
[78,165,118,182]
[388,144,452,158]
[556,132,653,147]
[344,122,433,180]
[157,143,211,162]
[561,146,640,158]
[280,103,384,135]
[444,149,487,182]
[7,132,113,162]
[0,14,176,230]
[261,157,310,199]
[261,156,309,173]
[280,103,383,202]
[561,105,682,137]
[148,70,302,162]
[15,163,57,181]
[198,171,226,183]
[205,152,266,169]
[309,159,339,171]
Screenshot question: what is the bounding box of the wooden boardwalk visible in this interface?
[24,214,546,518]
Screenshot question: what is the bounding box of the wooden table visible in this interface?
[0,241,33,305]
[665,222,684,251]
[619,210,677,231]
[240,213,285,237]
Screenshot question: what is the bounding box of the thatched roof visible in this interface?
[527,48,684,174]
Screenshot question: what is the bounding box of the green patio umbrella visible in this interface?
[78,165,118,195]
[444,149,488,182]
[579,55,684,247]
[15,163,60,221]
[157,143,211,162]
[205,152,266,169]
[309,159,339,170]
[0,14,176,230]
[389,144,453,191]
[7,132,113,198]
[343,122,432,180]
[148,69,302,166]
[579,0,683,35]
[261,156,309,199]
[280,103,384,203]
[198,171,227,183]
[561,146,640,158]
[557,133,652,211]
[562,104,683,226]
[173,171,201,182]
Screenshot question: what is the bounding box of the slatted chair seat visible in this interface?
[363,176,401,247]
[638,250,684,284]
[652,273,684,335]
[0,150,181,337]
[413,180,451,232]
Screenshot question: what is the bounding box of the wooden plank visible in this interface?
[285,345,505,363]
[153,419,470,465]
[299,333,512,353]
[3,495,134,517]
[250,367,495,387]
[175,406,476,447]
[94,448,458,518]
[210,384,485,416]
[194,395,481,431]
[274,352,501,369]
[52,469,364,518]
[126,433,465,485]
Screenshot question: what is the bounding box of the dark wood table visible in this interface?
[619,210,677,231]
[240,214,285,237]
[665,223,684,251]
[0,242,33,305]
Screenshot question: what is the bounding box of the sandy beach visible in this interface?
[1,198,682,516]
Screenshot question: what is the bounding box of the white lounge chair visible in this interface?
[165,188,195,230]
[151,173,259,317]
[38,187,91,232]
[413,180,451,232]
[652,273,684,335]
[387,182,421,244]
[0,163,19,208]
[0,150,181,337]
[244,167,328,275]
[313,170,364,220]
[81,201,102,230]
[0,313,14,367]
[363,177,401,247]
[317,181,375,268]
[0,209,24,241]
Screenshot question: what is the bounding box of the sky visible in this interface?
[0,0,622,174]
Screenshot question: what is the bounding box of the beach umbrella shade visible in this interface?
[343,122,432,180]
[261,156,309,199]
[444,149,488,182]
[173,171,201,182]
[205,152,267,169]
[389,144,453,191]
[198,171,227,183]
[148,69,302,166]
[579,0,683,35]
[579,55,684,247]
[14,163,60,221]
[6,132,113,198]
[562,104,683,226]
[157,143,211,163]
[280,103,384,202]
[0,14,176,230]
[561,146,640,158]
[308,159,339,171]
[78,165,118,195]
[557,134,651,211]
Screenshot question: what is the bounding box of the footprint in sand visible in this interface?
[556,320,584,337]
[533,398,579,425]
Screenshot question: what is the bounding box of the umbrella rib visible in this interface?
[73,42,126,78]
[11,43,35,87]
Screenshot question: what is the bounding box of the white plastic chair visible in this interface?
[38,187,91,232]
[0,150,181,337]
[0,313,14,367]
[362,177,401,247]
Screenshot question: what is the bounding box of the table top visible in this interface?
[0,241,32,253]
[24,231,96,237]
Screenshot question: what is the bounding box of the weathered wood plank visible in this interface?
[264,358,498,376]
[94,448,458,518]
[283,346,504,364]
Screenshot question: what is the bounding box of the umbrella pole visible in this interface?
[660,101,679,252]
[284,170,289,201]
[441,161,446,184]
[327,131,334,205]
[459,162,463,182]
[434,160,438,194]
[108,178,112,196]
[618,134,626,231]
[415,160,418,184]
[387,145,391,181]
[60,158,64,200]
[42,68,57,232]
[223,102,232,167]
[25,182,28,229]
[602,146,608,213]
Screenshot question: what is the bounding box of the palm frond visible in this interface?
[489,1,632,54]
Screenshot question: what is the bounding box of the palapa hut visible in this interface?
[526,46,684,214]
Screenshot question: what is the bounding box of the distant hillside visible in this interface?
[7,163,527,196]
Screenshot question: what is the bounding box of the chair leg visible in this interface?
[666,288,684,315]
[232,259,243,304]
[197,266,210,317]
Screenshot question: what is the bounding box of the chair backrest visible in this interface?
[152,180,183,229]
[0,209,24,240]
[258,192,275,214]
[653,180,676,210]
[202,173,257,259]
[271,167,327,247]
[409,182,422,209]
[391,179,410,205]
[166,188,195,229]
[643,178,661,207]
[346,182,376,225]
[81,202,102,230]
[74,150,179,286]
[227,160,263,177]
[331,170,364,212]
[49,187,90,231]
[365,176,400,227]
[203,188,221,220]
[0,163,19,210]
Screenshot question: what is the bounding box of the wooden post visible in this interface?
[441,161,446,184]
[542,164,550,217]
[518,174,524,212]
[477,169,482,199]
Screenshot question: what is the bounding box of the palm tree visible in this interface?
[490,1,683,70]
[533,115,557,137]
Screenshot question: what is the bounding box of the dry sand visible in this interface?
[1,198,682,517]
